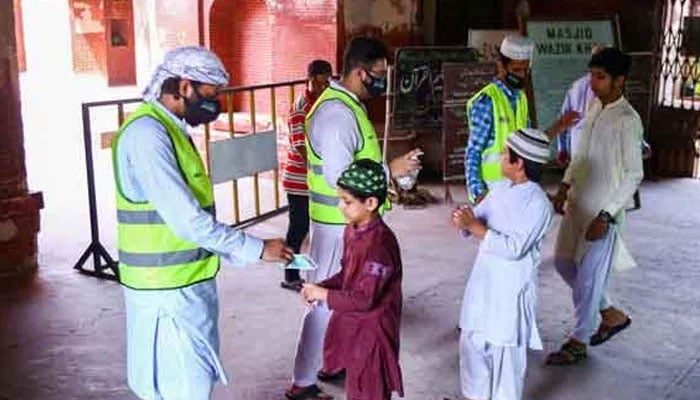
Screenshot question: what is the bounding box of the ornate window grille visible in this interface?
[656,0,700,110]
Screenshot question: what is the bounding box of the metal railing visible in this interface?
[655,0,700,110]
[74,78,308,280]
[646,0,700,178]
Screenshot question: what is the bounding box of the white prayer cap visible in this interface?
[500,35,534,61]
[507,128,550,164]
[143,46,230,102]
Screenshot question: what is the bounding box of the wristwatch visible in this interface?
[597,210,615,224]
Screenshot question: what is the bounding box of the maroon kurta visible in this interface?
[319,218,404,400]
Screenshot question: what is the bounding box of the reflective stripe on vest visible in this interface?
[467,82,529,183]
[117,206,214,225]
[119,248,214,267]
[305,86,385,225]
[309,191,340,207]
[112,102,220,290]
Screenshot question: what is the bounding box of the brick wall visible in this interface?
[342,0,422,55]
[210,0,337,113]
[0,2,42,277]
[273,20,337,83]
[211,0,273,112]
[341,0,423,124]
[72,33,106,73]
[68,0,107,74]
[272,5,337,114]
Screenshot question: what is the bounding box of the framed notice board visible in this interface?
[527,19,620,130]
[393,47,479,131]
[441,62,497,201]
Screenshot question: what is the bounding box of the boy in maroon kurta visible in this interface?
[302,159,404,400]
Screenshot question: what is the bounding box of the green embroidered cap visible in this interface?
[337,158,387,199]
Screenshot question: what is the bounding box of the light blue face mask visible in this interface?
[285,254,317,271]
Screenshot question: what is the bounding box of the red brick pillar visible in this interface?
[0,1,43,278]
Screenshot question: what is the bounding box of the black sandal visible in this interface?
[284,384,334,400]
[590,317,631,346]
[545,340,587,366]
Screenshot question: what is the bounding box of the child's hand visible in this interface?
[299,285,316,307]
[547,111,580,138]
[452,207,476,230]
[300,284,313,304]
[301,283,328,304]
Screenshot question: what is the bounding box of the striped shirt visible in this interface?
[283,90,316,196]
[465,79,529,198]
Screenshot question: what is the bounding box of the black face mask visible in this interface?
[363,70,387,98]
[183,84,221,126]
[505,72,525,90]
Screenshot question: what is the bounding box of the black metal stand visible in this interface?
[74,242,118,280]
[73,103,119,281]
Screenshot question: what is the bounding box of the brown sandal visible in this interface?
[590,317,631,346]
[545,340,587,366]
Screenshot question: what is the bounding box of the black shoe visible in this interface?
[280,279,304,292]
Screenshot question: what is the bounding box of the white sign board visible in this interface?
[209,130,278,184]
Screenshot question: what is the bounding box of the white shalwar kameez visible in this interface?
[459,181,553,400]
[554,96,644,341]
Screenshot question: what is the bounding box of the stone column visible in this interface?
[0,1,43,278]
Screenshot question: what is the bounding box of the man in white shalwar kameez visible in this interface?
[451,128,554,400]
[557,44,651,167]
[547,48,644,365]
[114,47,293,400]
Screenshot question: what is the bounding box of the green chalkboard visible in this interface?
[527,19,619,129]
[393,47,479,131]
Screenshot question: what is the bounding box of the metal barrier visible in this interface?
[655,0,700,111]
[74,78,308,280]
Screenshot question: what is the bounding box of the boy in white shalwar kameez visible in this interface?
[451,128,554,400]
[547,48,643,366]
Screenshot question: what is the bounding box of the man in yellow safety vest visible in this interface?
[465,35,578,204]
[112,46,293,400]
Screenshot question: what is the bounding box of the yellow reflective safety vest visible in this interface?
[306,86,386,225]
[467,82,529,182]
[112,102,219,290]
